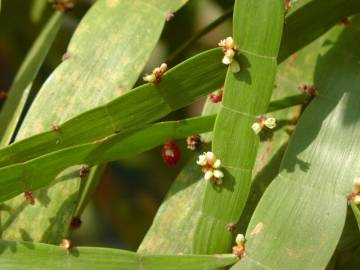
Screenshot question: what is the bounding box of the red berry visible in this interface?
[209,93,223,103]
[209,88,224,103]
[161,141,180,167]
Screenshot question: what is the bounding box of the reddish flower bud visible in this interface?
[161,141,180,167]
[0,91,7,100]
[70,217,82,230]
[186,135,202,151]
[24,192,35,205]
[79,165,90,178]
[298,84,316,96]
[337,18,351,26]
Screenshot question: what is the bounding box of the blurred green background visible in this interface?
[0,0,233,250]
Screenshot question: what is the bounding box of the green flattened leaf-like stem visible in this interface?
[0,93,304,204]
[0,0,194,244]
[138,0,360,257]
[192,0,284,254]
[0,240,236,270]
[0,49,225,168]
[232,18,360,270]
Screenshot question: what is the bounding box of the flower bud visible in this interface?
[251,122,262,134]
[264,117,276,129]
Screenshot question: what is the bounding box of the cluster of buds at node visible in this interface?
[143,63,167,83]
[298,84,317,96]
[251,116,277,135]
[49,0,75,12]
[196,152,224,184]
[24,192,35,205]
[79,165,90,178]
[218,37,240,73]
[232,234,246,259]
[349,177,360,205]
[186,135,202,151]
[337,18,351,26]
[162,140,181,167]
[209,86,224,103]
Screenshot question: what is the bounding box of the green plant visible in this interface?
[0,0,359,269]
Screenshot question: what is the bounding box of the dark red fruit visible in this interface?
[161,141,180,167]
[209,88,224,103]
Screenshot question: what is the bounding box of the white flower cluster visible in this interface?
[196,152,224,184]
[352,177,360,204]
[143,63,167,83]
[251,116,277,135]
[235,234,245,246]
[218,37,240,73]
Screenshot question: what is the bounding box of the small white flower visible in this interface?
[196,151,224,185]
[264,117,276,129]
[143,63,167,83]
[235,234,245,246]
[354,177,360,189]
[196,154,207,166]
[213,169,224,179]
[353,195,360,205]
[159,63,168,72]
[251,122,262,134]
[204,170,214,181]
[205,151,215,163]
[143,74,156,83]
[225,37,235,49]
[222,55,233,65]
[218,37,239,70]
[252,116,277,134]
[218,39,226,47]
[213,159,221,169]
[225,49,235,58]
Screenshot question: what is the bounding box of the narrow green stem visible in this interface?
[167,8,233,64]
[267,94,306,113]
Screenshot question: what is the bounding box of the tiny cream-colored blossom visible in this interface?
[218,37,239,70]
[196,151,224,184]
[143,63,167,83]
[252,116,277,134]
[213,169,224,179]
[235,234,245,246]
[353,195,360,205]
[264,117,277,129]
[251,122,262,134]
[213,159,221,169]
[196,154,207,166]
[354,177,360,190]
